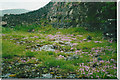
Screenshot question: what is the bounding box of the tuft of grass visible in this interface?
[25,51,37,58]
[2,40,25,58]
[2,27,13,33]
[60,64,77,72]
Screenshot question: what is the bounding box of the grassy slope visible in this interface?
[2,26,117,78]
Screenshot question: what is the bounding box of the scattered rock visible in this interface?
[97,57,102,61]
[67,74,76,79]
[66,54,79,60]
[2,73,11,78]
[87,36,92,40]
[42,73,52,78]
[39,45,55,51]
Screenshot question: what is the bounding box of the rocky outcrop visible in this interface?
[47,2,86,28]
[2,2,87,28]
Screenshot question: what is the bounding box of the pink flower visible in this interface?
[48,34,53,37]
[61,38,72,41]
[58,55,65,59]
[86,69,88,71]
[68,39,72,41]
[79,68,82,70]
[106,60,110,63]
[61,51,63,52]
[80,40,83,43]
[91,76,93,78]
[109,40,113,43]
[23,60,26,62]
[102,69,105,72]
[75,50,79,53]
[77,35,83,37]
[111,59,114,61]
[55,50,59,53]
[89,73,93,75]
[70,34,74,36]
[2,34,6,36]
[113,67,117,69]
[72,43,78,45]
[82,52,84,53]
[83,72,85,74]
[87,40,91,42]
[95,50,99,52]
[92,48,95,50]
[23,37,28,39]
[94,41,102,43]
[94,41,99,43]
[108,49,112,51]
[96,76,99,78]
[32,58,36,59]
[80,64,82,67]
[83,39,87,41]
[59,55,64,58]
[105,72,108,74]
[85,52,88,54]
[71,48,74,50]
[27,59,30,62]
[97,70,99,72]
[34,36,38,38]
[82,63,84,65]
[100,60,104,63]
[64,37,71,39]
[104,65,107,68]
[72,38,76,40]
[82,68,84,71]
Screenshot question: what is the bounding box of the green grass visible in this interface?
[2,40,26,58]
[2,25,117,79]
[25,51,37,58]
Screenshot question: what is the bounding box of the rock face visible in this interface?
[2,2,86,28]
[47,2,86,28]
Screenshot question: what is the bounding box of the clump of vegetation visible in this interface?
[25,51,37,58]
